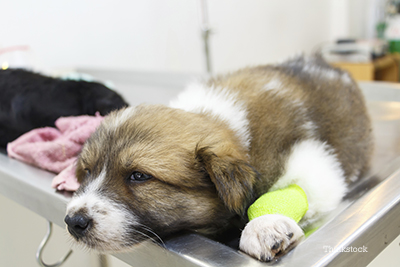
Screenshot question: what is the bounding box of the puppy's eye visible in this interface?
[130,171,152,182]
[84,168,91,176]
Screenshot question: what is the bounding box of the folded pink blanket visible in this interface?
[7,113,104,191]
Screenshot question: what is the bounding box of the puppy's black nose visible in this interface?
[64,214,92,239]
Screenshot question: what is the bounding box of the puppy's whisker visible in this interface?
[131,229,160,247]
[135,224,166,248]
[136,223,162,238]
[141,227,165,248]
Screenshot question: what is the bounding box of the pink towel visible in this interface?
[7,113,104,191]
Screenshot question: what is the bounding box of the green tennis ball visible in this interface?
[247,184,308,223]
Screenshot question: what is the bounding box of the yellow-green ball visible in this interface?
[247,184,308,223]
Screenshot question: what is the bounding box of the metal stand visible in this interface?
[199,0,213,74]
[36,221,73,267]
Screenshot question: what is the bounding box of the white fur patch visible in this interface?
[303,63,339,80]
[284,101,316,138]
[86,167,107,192]
[239,214,304,261]
[66,168,107,213]
[341,72,353,84]
[67,192,138,250]
[270,139,347,225]
[169,83,251,148]
[281,55,352,84]
[301,120,317,138]
[349,169,360,183]
[107,106,136,128]
[66,167,139,250]
[263,78,283,91]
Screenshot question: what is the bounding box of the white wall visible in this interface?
[1,0,369,74]
[0,194,101,267]
[209,0,332,72]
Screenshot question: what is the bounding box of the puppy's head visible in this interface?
[65,105,257,252]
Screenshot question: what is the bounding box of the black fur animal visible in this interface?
[0,69,128,147]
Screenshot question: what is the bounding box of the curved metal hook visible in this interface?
[36,221,73,267]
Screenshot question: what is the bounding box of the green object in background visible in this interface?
[377,22,387,40]
[247,184,308,223]
[389,40,400,53]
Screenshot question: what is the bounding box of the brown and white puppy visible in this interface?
[65,55,373,261]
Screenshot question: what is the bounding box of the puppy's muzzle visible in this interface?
[64,214,92,239]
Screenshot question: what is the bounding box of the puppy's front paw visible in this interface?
[239,214,304,261]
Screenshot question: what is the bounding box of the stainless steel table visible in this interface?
[1,72,400,267]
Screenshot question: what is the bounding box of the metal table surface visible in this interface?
[1,72,400,267]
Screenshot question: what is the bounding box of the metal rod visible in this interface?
[199,0,213,74]
[36,221,73,267]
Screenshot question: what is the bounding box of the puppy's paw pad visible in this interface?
[239,214,304,261]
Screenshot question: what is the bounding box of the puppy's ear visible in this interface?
[196,146,258,215]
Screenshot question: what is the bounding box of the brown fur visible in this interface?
[207,61,373,194]
[68,56,373,252]
[76,105,249,235]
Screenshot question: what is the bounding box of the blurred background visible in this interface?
[0,0,395,76]
[1,1,400,267]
